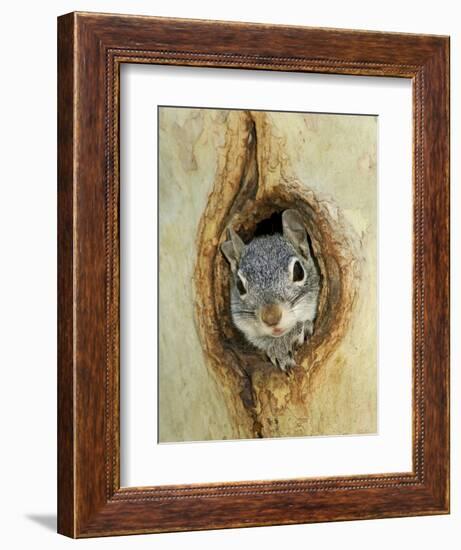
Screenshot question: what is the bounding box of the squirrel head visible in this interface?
[221,210,320,340]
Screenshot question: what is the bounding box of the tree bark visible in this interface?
[159,107,377,442]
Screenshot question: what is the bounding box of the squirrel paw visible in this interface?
[294,322,313,348]
[282,359,296,376]
[298,321,314,346]
[304,320,314,338]
[281,357,296,375]
[268,353,296,374]
[296,330,304,347]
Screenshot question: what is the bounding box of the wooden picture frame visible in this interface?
[57,12,450,538]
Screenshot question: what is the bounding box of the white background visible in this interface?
[121,66,413,486]
[0,1,458,548]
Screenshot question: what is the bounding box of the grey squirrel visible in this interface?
[221,209,321,373]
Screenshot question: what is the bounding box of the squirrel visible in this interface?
[221,209,321,373]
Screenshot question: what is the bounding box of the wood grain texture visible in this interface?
[57,13,75,538]
[57,11,450,538]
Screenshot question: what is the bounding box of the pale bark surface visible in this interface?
[159,107,377,442]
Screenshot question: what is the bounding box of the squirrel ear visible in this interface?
[282,209,310,259]
[220,227,245,272]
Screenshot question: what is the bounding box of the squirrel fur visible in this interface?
[221,209,321,373]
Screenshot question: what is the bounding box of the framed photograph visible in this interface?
[58,12,450,537]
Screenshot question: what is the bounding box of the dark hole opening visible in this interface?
[252,211,283,237]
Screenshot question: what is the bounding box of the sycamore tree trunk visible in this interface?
[159,107,377,442]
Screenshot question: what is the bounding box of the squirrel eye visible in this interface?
[236,274,247,296]
[292,260,304,282]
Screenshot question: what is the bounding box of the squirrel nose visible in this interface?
[260,304,282,327]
